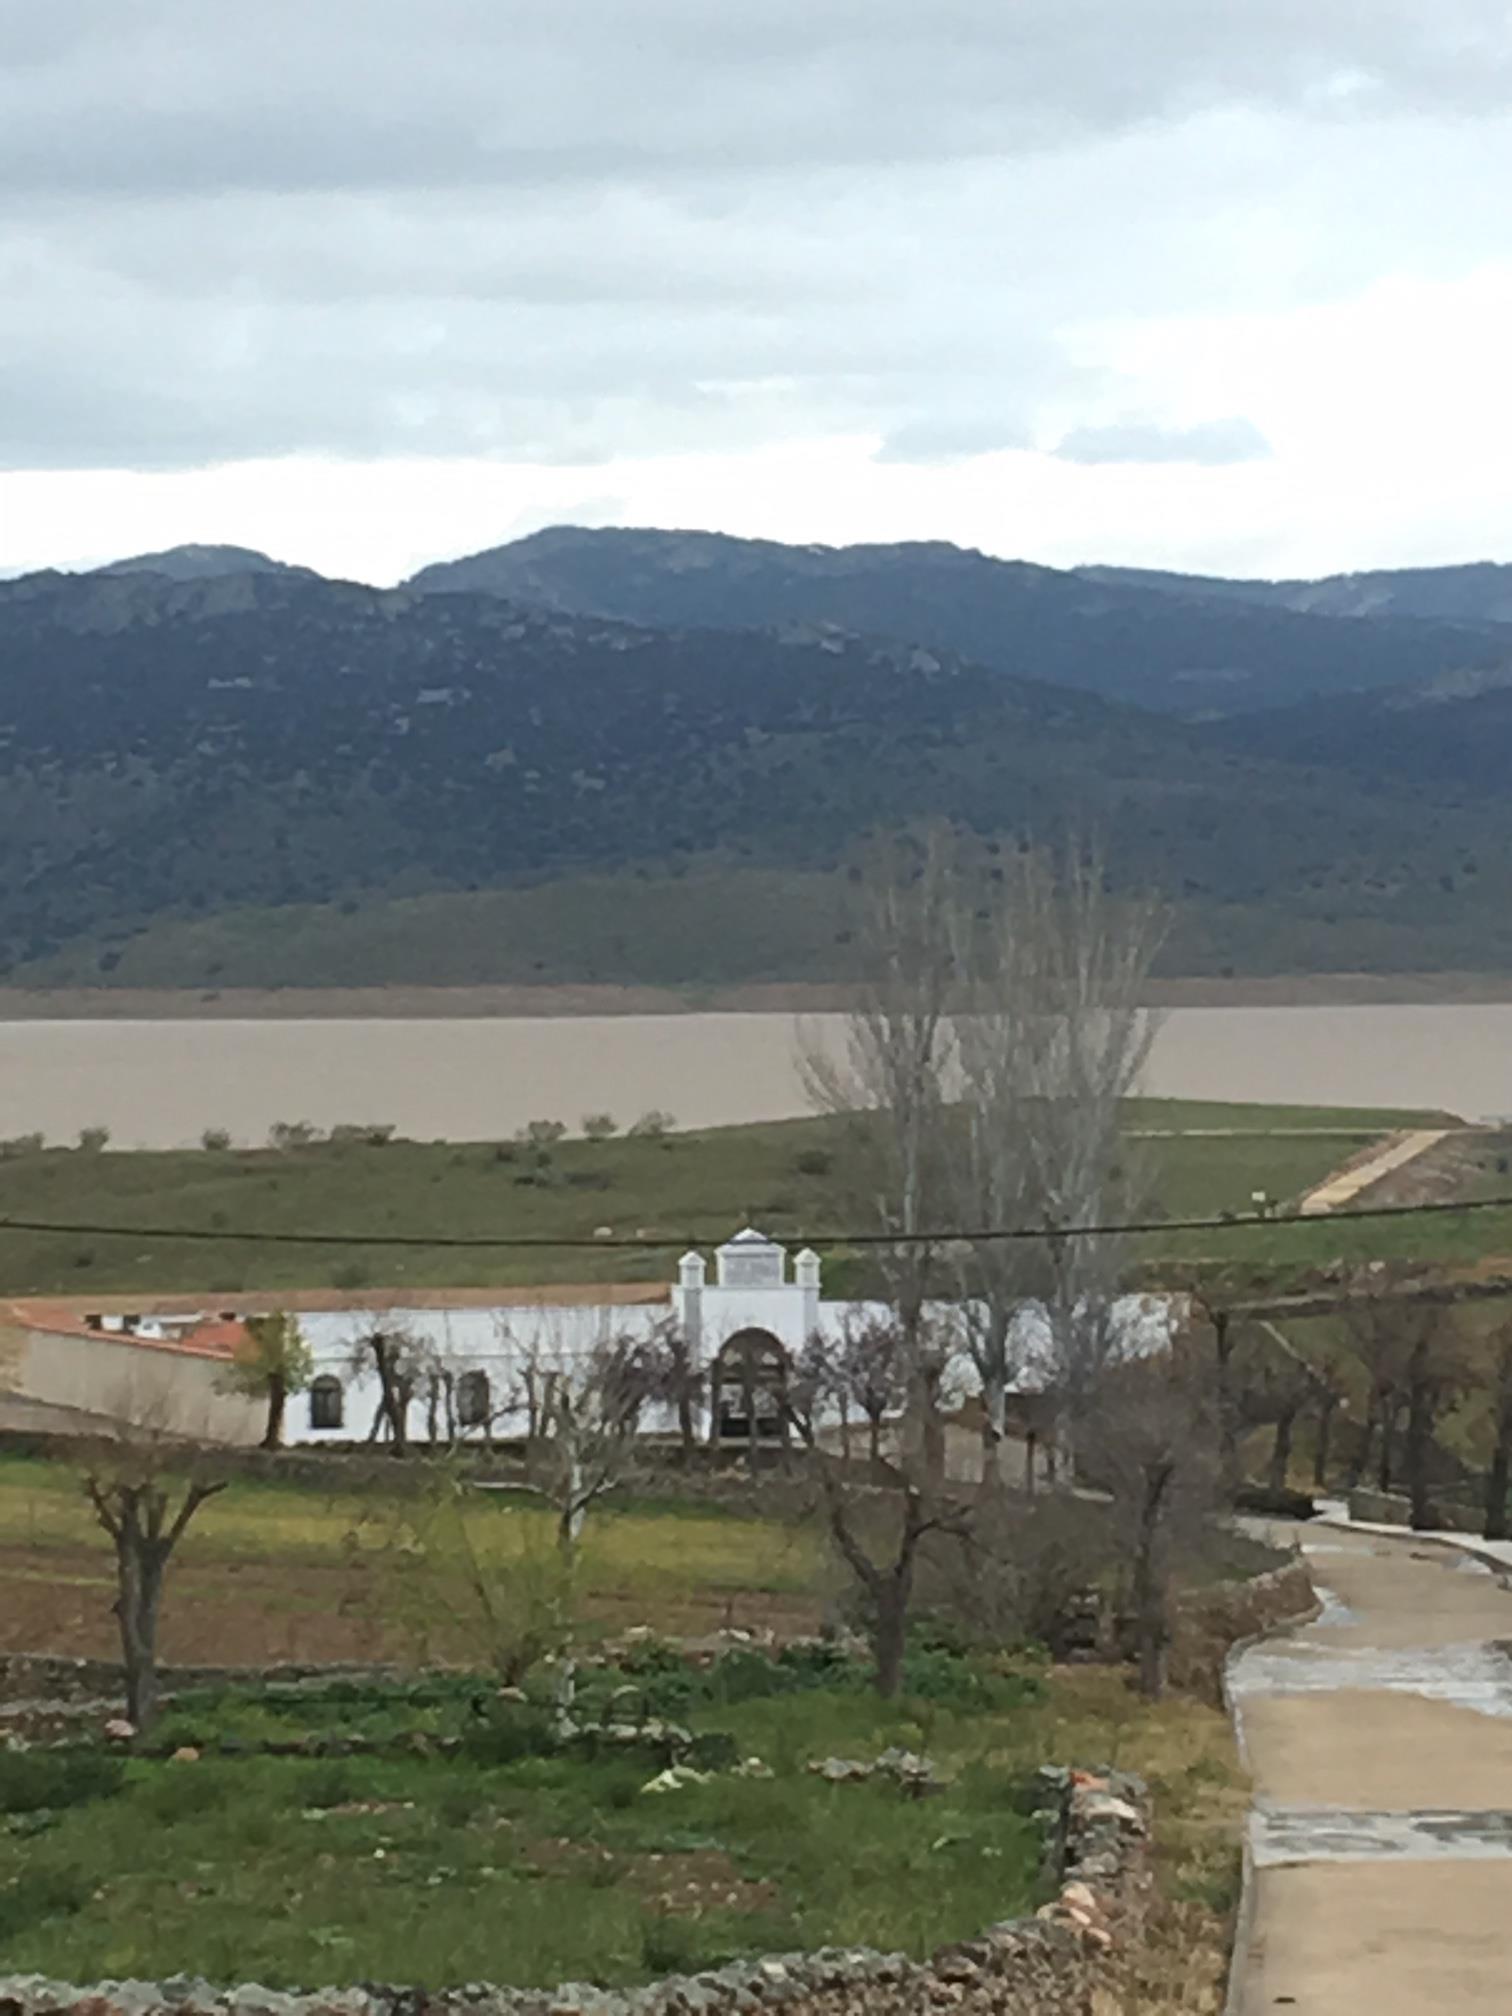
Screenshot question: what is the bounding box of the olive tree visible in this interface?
[223,1311,313,1449]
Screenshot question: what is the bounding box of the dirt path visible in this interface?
[1231,1524,1512,2012]
[1297,1128,1454,1213]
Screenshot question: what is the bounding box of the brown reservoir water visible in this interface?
[0,1004,1506,1149]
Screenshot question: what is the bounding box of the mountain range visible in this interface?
[5,528,1512,988]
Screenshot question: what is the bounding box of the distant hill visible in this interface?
[1208,663,1512,797]
[1079,560,1512,627]
[406,527,1512,718]
[93,543,315,583]
[7,562,1512,984]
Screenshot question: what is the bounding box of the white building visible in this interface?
[2,1228,1174,1474]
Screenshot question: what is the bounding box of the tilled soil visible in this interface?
[0,1540,820,1672]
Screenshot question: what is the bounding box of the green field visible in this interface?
[0,1101,1450,1297]
[0,1653,1242,1994]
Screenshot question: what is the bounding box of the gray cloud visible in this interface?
[1054,418,1273,466]
[2,2,1508,198]
[4,2,1512,475]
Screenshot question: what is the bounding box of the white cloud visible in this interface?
[5,3,1512,575]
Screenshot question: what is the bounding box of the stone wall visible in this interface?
[0,1654,401,1709]
[1347,1487,1486,1533]
[0,1769,1149,2016]
[1169,1559,1318,1704]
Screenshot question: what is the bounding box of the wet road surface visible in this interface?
[1232,1525,1512,2011]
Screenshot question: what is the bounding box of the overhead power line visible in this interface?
[3,1190,1512,1253]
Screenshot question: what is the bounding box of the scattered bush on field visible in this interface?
[794,1148,834,1177]
[200,1126,232,1152]
[138,1766,231,1825]
[519,1119,568,1147]
[581,1113,618,1139]
[0,1132,46,1159]
[0,1748,125,1816]
[329,1122,399,1147]
[76,1125,111,1153]
[627,1110,676,1139]
[269,1119,324,1149]
[0,1870,89,1944]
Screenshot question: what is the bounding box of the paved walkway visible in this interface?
[1231,1524,1512,2011]
[1296,1127,1453,1214]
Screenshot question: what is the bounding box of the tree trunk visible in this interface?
[1405,1356,1435,1532]
[1025,1430,1038,1498]
[677,1383,697,1467]
[979,1379,1008,1496]
[1213,1312,1240,1490]
[1486,1421,1512,1542]
[261,1374,287,1451]
[1132,1464,1172,1701]
[1268,1406,1297,1492]
[1345,1401,1376,1493]
[873,1578,910,1700]
[558,1446,586,1559]
[1378,1400,1400,1494]
[1313,1394,1338,1492]
[867,1413,883,1471]
[117,1546,165,1730]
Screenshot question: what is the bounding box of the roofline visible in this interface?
[3,1284,674,1321]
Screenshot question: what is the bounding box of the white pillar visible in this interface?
[795,1248,821,1340]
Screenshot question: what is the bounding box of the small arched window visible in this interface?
[309,1375,345,1432]
[457,1369,491,1429]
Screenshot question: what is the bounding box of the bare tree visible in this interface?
[1483,1319,1512,1541]
[647,1313,704,1467]
[808,1312,909,1470]
[81,1434,227,1729]
[1085,1327,1218,1699]
[1011,847,1166,1442]
[949,908,1043,1490]
[524,1327,663,1559]
[1401,1307,1472,1531]
[800,826,959,1479]
[349,1322,426,1455]
[1339,1278,1436,1498]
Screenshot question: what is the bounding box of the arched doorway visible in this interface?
[711,1329,789,1451]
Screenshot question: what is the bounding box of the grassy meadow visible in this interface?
[0,1651,1242,1995]
[0,1098,1469,1299]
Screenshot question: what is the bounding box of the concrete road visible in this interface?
[1233,1526,1512,2012]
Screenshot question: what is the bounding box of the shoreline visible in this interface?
[4,971,1512,1020]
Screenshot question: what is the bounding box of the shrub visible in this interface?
[519,1119,568,1147]
[200,1127,233,1152]
[139,1766,231,1824]
[76,1125,111,1153]
[0,1747,125,1815]
[581,1113,618,1139]
[897,1647,1043,1710]
[794,1148,834,1177]
[640,1914,704,1977]
[269,1119,323,1149]
[687,1730,741,1772]
[0,1870,88,1944]
[300,1762,357,1810]
[464,1704,557,1766]
[329,1122,397,1147]
[0,1132,46,1159]
[627,1110,676,1139]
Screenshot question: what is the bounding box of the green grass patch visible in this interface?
[0,1658,1236,1992]
[0,1101,1428,1296]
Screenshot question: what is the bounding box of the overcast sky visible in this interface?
[4,0,1512,584]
